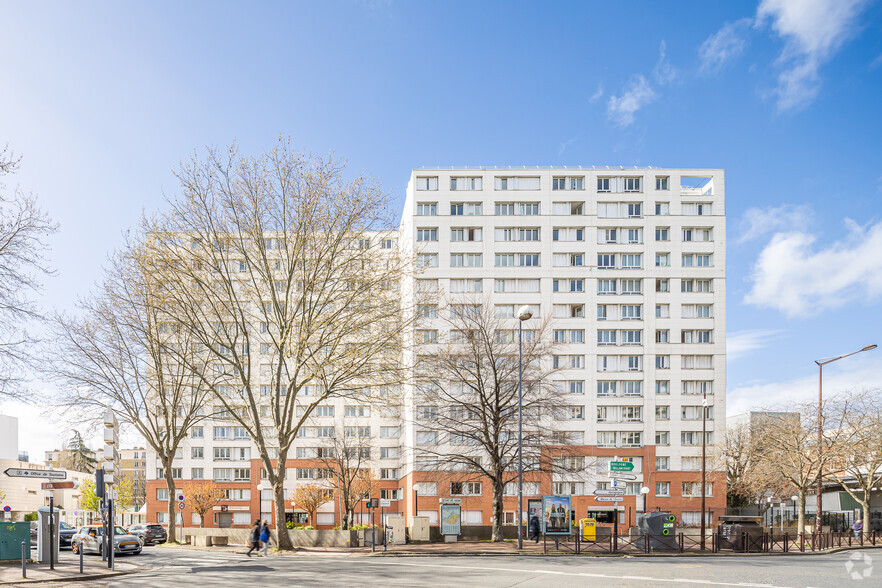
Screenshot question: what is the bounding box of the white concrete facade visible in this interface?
[399,167,726,477]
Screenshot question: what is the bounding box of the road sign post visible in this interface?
[4,468,67,479]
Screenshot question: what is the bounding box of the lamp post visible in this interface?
[516,305,533,550]
[813,344,876,535]
[640,486,650,521]
[700,392,708,550]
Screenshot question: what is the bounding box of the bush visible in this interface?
[24,513,37,522]
[286,521,294,529]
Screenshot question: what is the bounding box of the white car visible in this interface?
[71,525,142,556]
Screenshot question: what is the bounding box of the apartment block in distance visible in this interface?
[146,166,726,531]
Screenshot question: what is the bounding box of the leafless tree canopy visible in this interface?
[316,430,378,529]
[51,241,214,542]
[142,141,413,549]
[0,145,57,398]
[412,297,572,541]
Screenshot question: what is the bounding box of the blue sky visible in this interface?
[2,0,881,458]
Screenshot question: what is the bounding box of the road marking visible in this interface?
[376,560,794,588]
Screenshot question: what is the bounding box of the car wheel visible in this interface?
[72,543,79,555]
[134,548,142,555]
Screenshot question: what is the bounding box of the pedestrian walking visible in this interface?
[529,514,541,543]
[260,521,271,555]
[246,521,261,556]
[853,519,863,541]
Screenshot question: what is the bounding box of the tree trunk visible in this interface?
[796,491,806,536]
[163,458,177,543]
[861,498,870,541]
[491,479,505,542]
[200,514,205,528]
[273,478,293,550]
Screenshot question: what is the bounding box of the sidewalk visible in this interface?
[0,552,137,585]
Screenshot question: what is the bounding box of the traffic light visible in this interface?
[95,468,105,498]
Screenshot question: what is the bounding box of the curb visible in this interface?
[0,568,136,585]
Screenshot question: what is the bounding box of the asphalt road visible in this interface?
[89,547,879,587]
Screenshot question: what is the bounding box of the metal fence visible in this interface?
[543,530,879,555]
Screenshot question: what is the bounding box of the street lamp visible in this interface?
[640,486,650,519]
[516,305,533,550]
[813,344,876,535]
[700,393,709,550]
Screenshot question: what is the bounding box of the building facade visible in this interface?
[145,166,726,530]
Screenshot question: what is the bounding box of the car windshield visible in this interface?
[60,522,73,530]
[114,526,128,535]
[146,525,163,530]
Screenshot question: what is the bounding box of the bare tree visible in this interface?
[827,389,882,538]
[186,481,225,527]
[722,422,792,515]
[317,429,378,529]
[290,482,332,527]
[143,141,412,550]
[50,241,214,543]
[412,298,569,541]
[751,402,846,534]
[0,145,57,399]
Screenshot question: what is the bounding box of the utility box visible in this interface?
[637,511,678,550]
[386,516,406,545]
[408,516,429,542]
[579,518,597,541]
[0,522,30,560]
[718,516,763,551]
[36,507,60,564]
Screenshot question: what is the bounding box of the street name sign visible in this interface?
[4,468,66,479]
[439,498,462,504]
[609,461,635,472]
[594,496,624,502]
[41,481,75,490]
[594,489,625,496]
[380,499,391,508]
[608,472,638,481]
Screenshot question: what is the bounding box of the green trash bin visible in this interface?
[0,522,30,560]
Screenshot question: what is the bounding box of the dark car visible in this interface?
[58,522,77,549]
[127,523,168,546]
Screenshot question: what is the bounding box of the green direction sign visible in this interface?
[609,461,634,472]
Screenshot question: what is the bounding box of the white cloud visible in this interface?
[557,137,576,156]
[727,329,784,361]
[744,219,882,317]
[589,84,604,103]
[653,40,678,86]
[736,203,814,244]
[728,354,882,416]
[607,76,656,127]
[699,18,752,73]
[756,0,870,111]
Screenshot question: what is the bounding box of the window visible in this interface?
[449,278,482,293]
[597,381,616,397]
[655,202,670,215]
[554,279,584,293]
[682,482,713,497]
[681,330,713,344]
[683,380,713,395]
[504,481,541,496]
[656,329,670,343]
[597,330,616,346]
[656,304,670,318]
[418,304,438,319]
[655,356,670,369]
[681,431,714,446]
[682,405,713,421]
[380,447,400,460]
[380,468,399,480]
[682,304,713,318]
[417,228,438,242]
[417,253,438,268]
[655,253,670,267]
[552,482,585,495]
[656,482,670,496]
[621,279,642,294]
[562,405,585,420]
[597,279,616,295]
[656,176,669,190]
[415,430,437,444]
[553,176,584,190]
[558,380,584,395]
[656,457,670,471]
[603,228,618,243]
[450,227,482,242]
[553,329,584,344]
[682,203,713,216]
[450,177,483,191]
[450,482,482,496]
[597,177,611,192]
[417,279,439,292]
[656,405,670,420]
[463,510,483,525]
[553,355,584,369]
[682,355,714,370]
[344,405,370,418]
[380,426,400,438]
[620,304,641,320]
[621,330,642,345]
[416,202,437,215]
[157,488,169,500]
[682,253,712,267]
[416,177,438,191]
[552,227,584,242]
[380,238,395,249]
[191,447,203,459]
[191,468,203,479]
[655,431,670,445]
[623,177,642,192]
[191,426,203,438]
[495,278,540,293]
[655,227,669,241]
[682,228,713,242]
[681,279,712,293]
[495,177,540,191]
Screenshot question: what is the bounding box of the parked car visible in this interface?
[127,523,168,546]
[71,525,142,556]
[29,521,37,548]
[59,522,77,549]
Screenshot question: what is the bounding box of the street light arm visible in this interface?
[814,344,877,367]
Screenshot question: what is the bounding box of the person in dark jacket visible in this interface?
[246,521,261,556]
[530,514,541,543]
[260,521,271,555]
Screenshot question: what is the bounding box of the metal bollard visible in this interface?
[21,541,26,578]
[80,540,84,573]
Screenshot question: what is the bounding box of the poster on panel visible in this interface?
[542,495,572,535]
[440,503,461,536]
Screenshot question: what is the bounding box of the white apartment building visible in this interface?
[146,166,726,530]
